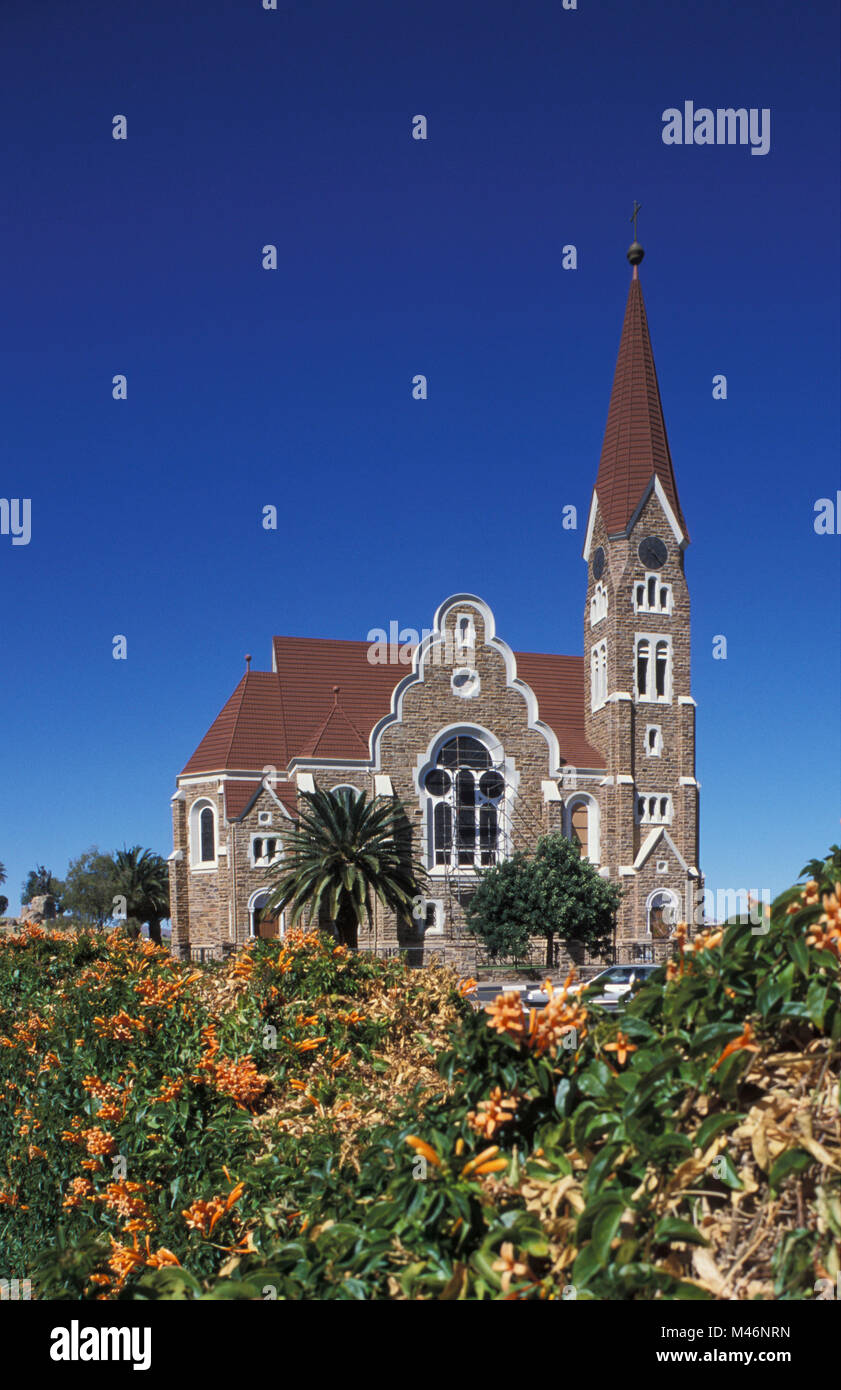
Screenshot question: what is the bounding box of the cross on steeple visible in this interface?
[630,199,642,240]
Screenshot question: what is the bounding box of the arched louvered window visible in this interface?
[636,639,650,699]
[636,636,671,703]
[655,641,669,699]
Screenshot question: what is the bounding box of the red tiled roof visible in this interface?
[181,672,289,775]
[181,637,604,777]
[297,694,370,760]
[224,779,298,821]
[515,651,604,769]
[593,270,687,539]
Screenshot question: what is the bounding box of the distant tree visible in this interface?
[21,865,65,911]
[0,862,6,886]
[466,832,621,968]
[265,787,420,949]
[111,847,170,946]
[0,896,8,918]
[62,848,120,927]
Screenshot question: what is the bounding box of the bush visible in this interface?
[1,849,839,1300]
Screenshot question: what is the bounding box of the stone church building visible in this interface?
[168,239,702,969]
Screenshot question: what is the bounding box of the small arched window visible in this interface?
[190,799,217,867]
[633,573,673,615]
[200,807,215,862]
[648,890,678,939]
[590,582,608,626]
[591,641,607,709]
[636,794,672,826]
[330,785,363,802]
[565,795,599,864]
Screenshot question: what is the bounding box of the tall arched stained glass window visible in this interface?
[425,736,503,869]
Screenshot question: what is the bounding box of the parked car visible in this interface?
[524,963,660,1008]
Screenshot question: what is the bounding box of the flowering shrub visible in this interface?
[0,849,839,1300]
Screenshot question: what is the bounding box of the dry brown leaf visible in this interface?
[692,1246,728,1296]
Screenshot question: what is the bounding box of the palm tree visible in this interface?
[265,787,421,949]
[112,847,170,946]
[0,862,6,885]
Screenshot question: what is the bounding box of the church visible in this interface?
[168,233,702,969]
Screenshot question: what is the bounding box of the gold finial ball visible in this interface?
[627,240,645,266]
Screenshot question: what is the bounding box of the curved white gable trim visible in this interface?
[368,593,564,775]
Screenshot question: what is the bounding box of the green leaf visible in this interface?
[578,1060,613,1099]
[585,1142,623,1197]
[806,979,829,1030]
[695,1112,745,1151]
[787,933,810,976]
[554,1077,572,1115]
[653,1217,708,1247]
[769,1148,814,1191]
[712,1152,743,1189]
[589,1201,624,1264]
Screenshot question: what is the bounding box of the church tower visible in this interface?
[582,219,702,947]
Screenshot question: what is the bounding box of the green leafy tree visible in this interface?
[21,865,65,911]
[265,787,421,948]
[62,847,120,927]
[112,847,171,946]
[800,844,841,886]
[466,832,621,967]
[0,861,6,886]
[0,897,8,918]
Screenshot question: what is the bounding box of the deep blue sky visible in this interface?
[1,0,838,914]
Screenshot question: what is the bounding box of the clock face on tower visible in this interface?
[591,546,605,581]
[638,535,668,569]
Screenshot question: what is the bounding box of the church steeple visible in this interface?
[592,224,687,542]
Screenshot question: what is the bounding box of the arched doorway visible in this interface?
[248,890,284,940]
[647,889,679,939]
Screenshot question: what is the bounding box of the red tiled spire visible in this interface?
[593,264,687,540]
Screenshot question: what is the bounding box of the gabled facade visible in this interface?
[169,239,702,968]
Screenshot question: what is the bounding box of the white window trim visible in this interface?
[590,581,608,626]
[590,640,608,711]
[417,899,445,936]
[250,833,283,868]
[563,793,601,866]
[645,888,681,938]
[189,797,218,870]
[247,888,286,939]
[633,572,673,616]
[635,792,674,826]
[418,728,512,874]
[454,611,476,655]
[645,725,663,757]
[634,632,673,704]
